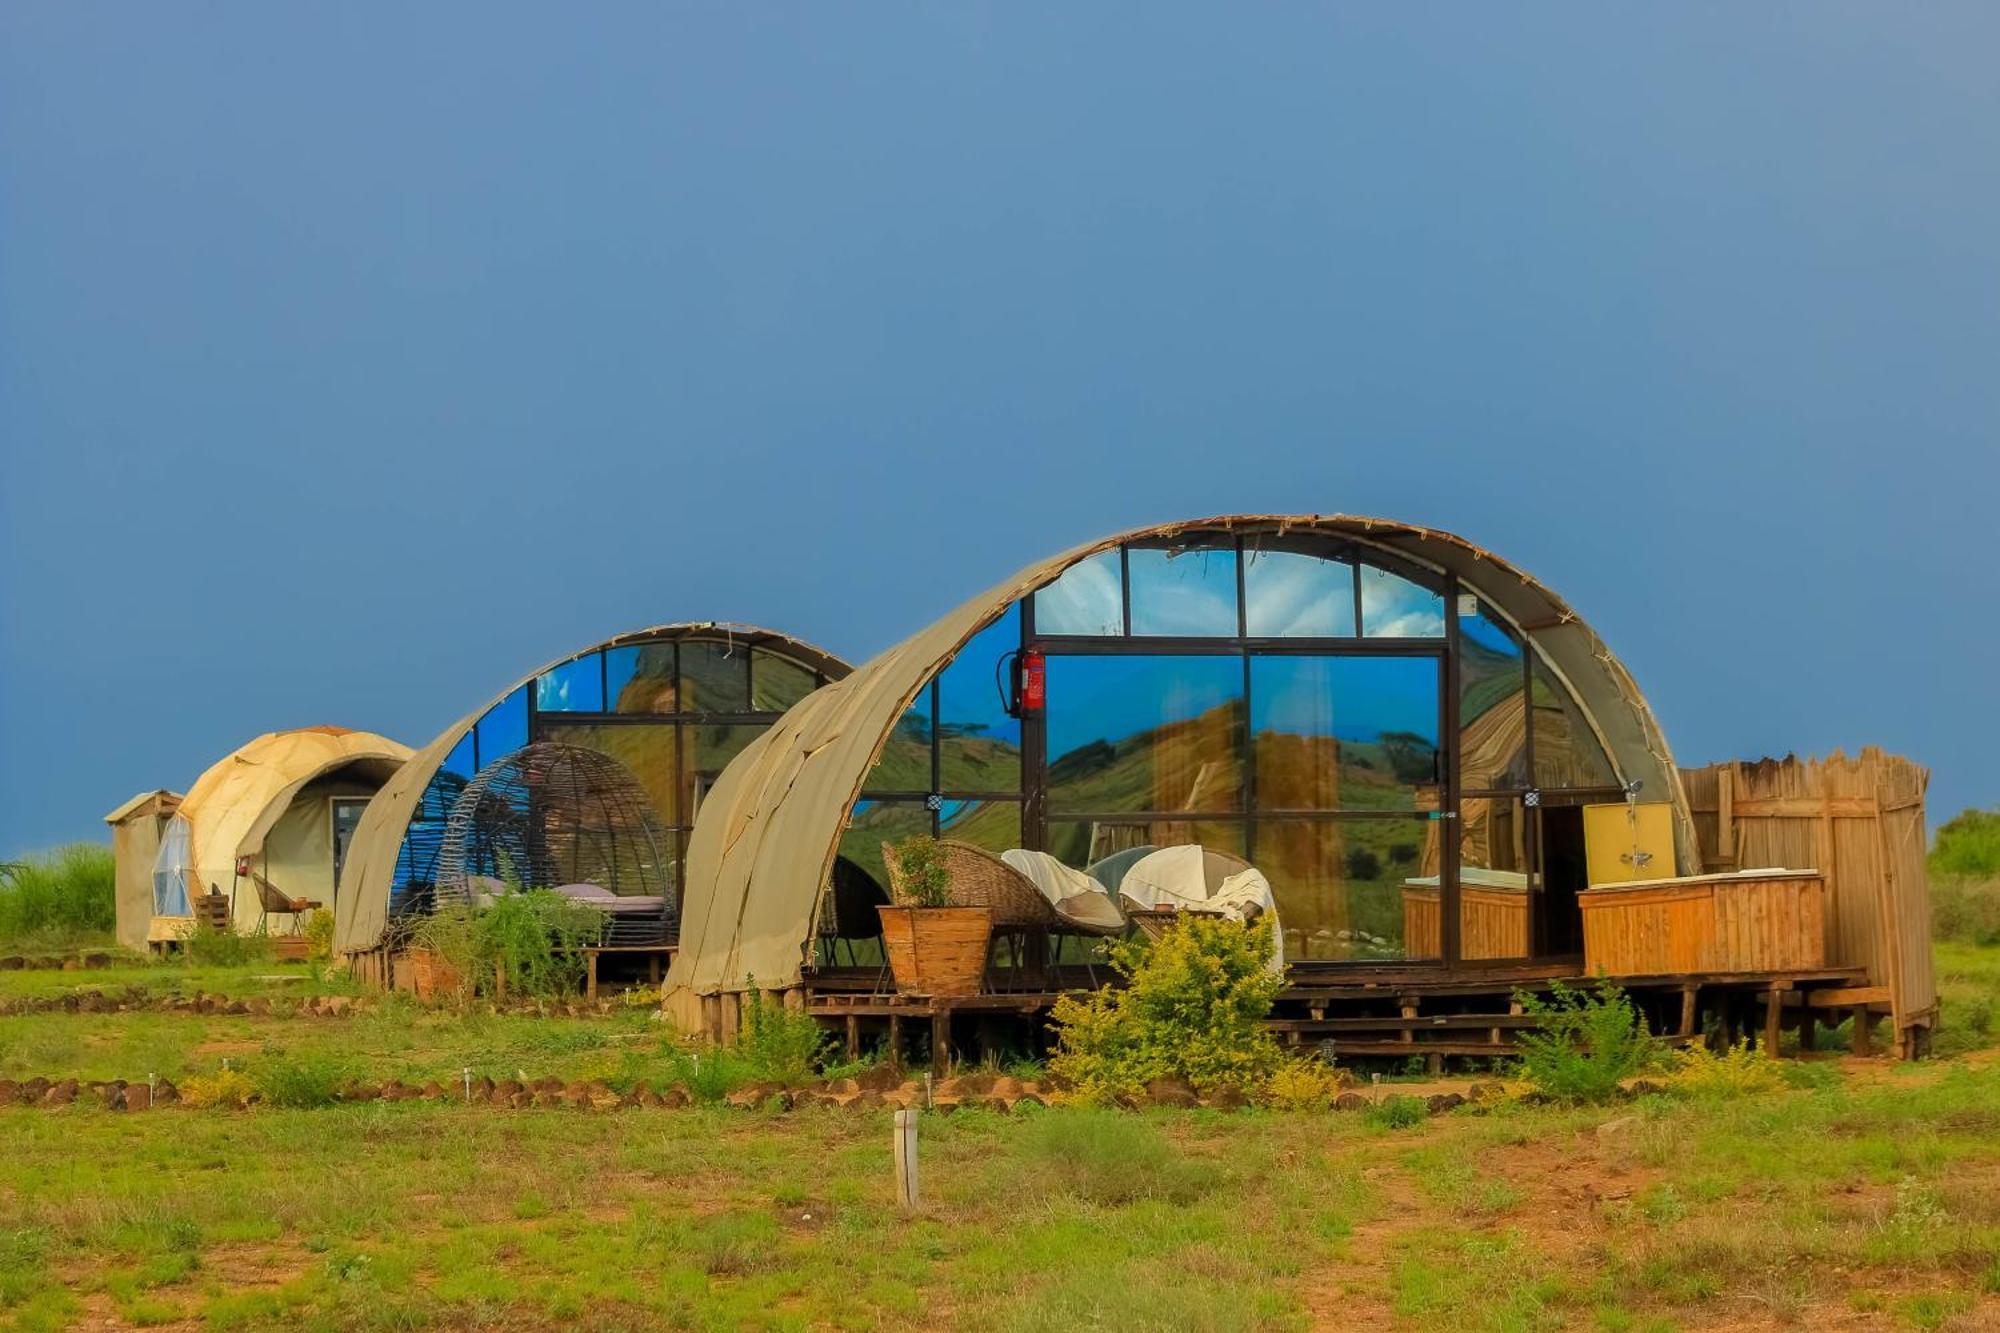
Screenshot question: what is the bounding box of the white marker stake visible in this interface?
[893,1108,919,1209]
[463,1067,472,1103]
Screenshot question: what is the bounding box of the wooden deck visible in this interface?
[800,962,1876,1071]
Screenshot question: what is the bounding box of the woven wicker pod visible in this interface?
[881,839,1059,930]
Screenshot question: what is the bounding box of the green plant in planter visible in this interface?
[888,836,953,908]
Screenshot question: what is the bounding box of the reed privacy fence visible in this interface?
[1678,749,1935,1057]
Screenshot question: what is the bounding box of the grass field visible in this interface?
[2,948,1998,1331]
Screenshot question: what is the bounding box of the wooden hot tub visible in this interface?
[1578,869,1826,976]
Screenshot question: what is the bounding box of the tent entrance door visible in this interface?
[331,798,369,901]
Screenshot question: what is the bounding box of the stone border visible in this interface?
[0,1069,1514,1116]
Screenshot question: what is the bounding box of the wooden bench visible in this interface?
[583,944,677,1000]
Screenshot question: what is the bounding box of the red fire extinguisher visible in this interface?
[1020,649,1046,715]
[1000,649,1047,718]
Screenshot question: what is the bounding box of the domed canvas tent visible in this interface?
[333,623,849,958]
[141,727,412,943]
[663,514,1696,1034]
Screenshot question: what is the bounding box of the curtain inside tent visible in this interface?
[152,816,194,916]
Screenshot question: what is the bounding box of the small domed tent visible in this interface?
[663,514,1696,1033]
[140,727,412,944]
[333,623,849,958]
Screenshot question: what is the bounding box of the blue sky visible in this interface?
[2,5,1996,854]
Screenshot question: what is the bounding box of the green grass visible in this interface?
[0,845,115,953]
[0,1045,1994,1329]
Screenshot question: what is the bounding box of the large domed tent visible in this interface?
[663,514,1695,1033]
[333,623,849,959]
[140,727,412,944]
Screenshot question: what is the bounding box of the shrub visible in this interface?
[1512,979,1660,1103]
[180,1068,258,1109]
[1021,1109,1217,1205]
[737,981,829,1084]
[0,844,115,947]
[252,1050,355,1108]
[886,836,951,907]
[410,889,606,1000]
[1931,808,2000,879]
[476,890,604,998]
[1666,1041,1784,1099]
[1049,916,1285,1104]
[1931,875,2000,947]
[301,909,335,962]
[178,924,275,968]
[1265,1056,1342,1112]
[1363,1095,1428,1130]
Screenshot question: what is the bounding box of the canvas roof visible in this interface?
[332,623,850,955]
[104,789,182,825]
[663,514,1697,1022]
[174,729,410,908]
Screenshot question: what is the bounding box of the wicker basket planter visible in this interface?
[877,905,992,997]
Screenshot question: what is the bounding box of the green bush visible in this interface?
[252,1050,355,1108]
[1021,1109,1218,1205]
[1931,875,2000,947]
[0,844,115,947]
[178,923,275,968]
[302,908,335,962]
[1512,979,1660,1103]
[411,889,607,1000]
[1362,1095,1428,1130]
[1932,808,2000,879]
[1049,916,1285,1104]
[737,981,829,1084]
[885,836,951,907]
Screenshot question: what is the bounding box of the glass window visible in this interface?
[937,608,1022,792]
[679,640,751,714]
[687,724,765,819]
[1530,655,1618,789]
[440,731,477,783]
[1046,655,1243,814]
[1047,818,1244,874]
[1258,817,1423,962]
[1360,565,1445,638]
[840,800,935,897]
[939,799,1022,856]
[1243,549,1356,637]
[607,643,678,714]
[861,697,934,794]
[1457,796,1532,961]
[1034,550,1124,636]
[751,650,818,713]
[542,723,678,830]
[1250,656,1439,812]
[1128,545,1238,637]
[474,687,528,769]
[1458,602,1529,791]
[535,653,604,713]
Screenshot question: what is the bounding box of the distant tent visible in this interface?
[134,727,411,944]
[103,790,182,951]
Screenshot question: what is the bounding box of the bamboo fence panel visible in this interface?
[1678,749,1935,1054]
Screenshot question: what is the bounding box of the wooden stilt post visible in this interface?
[931,1004,951,1074]
[1851,1006,1873,1056]
[1679,985,1698,1038]
[844,1013,860,1060]
[1763,988,1785,1056]
[887,1014,903,1069]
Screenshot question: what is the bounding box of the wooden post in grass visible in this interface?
[893,1109,919,1209]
